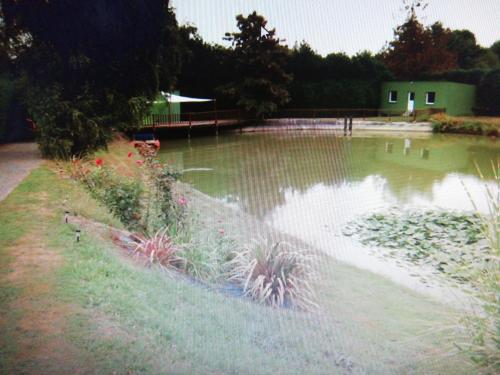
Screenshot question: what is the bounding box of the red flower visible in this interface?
[135,160,144,166]
[127,152,133,158]
[177,196,188,206]
[95,158,103,167]
[218,228,225,235]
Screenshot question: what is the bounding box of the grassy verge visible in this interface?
[431,114,500,136]
[0,142,480,374]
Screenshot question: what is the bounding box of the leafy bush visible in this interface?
[227,239,317,310]
[82,164,143,229]
[142,159,183,234]
[431,114,498,136]
[178,229,235,281]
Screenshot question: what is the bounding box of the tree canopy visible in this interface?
[381,14,457,79]
[221,12,291,118]
[1,0,180,158]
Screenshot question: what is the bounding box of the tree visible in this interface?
[176,26,238,111]
[448,30,499,69]
[381,13,457,79]
[491,40,500,60]
[1,0,181,158]
[222,12,291,118]
[448,30,483,69]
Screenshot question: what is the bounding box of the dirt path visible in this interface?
[0,142,42,202]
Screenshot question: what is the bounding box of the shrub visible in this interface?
[227,239,317,310]
[142,159,183,234]
[133,227,184,269]
[431,114,498,136]
[178,229,236,281]
[80,163,143,229]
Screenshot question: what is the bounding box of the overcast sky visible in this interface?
[171,0,500,56]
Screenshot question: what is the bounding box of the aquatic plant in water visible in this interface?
[227,239,317,310]
[343,209,489,282]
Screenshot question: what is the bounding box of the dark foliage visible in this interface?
[287,45,393,108]
[177,27,237,111]
[1,0,180,158]
[477,69,500,115]
[381,14,457,79]
[221,12,291,118]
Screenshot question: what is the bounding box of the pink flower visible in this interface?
[177,196,188,206]
[218,228,225,235]
[135,160,144,166]
[127,152,133,158]
[95,158,103,167]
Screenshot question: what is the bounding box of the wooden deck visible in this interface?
[140,110,242,130]
[141,118,240,130]
[138,108,445,131]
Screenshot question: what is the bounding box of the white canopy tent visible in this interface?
[160,91,214,103]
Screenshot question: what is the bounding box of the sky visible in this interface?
[171,0,500,56]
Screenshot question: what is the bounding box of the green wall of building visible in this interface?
[149,91,180,117]
[379,81,476,116]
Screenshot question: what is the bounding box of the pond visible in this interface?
[159,131,498,305]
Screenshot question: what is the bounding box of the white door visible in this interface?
[407,92,415,112]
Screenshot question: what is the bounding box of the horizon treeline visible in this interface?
[1,2,499,156]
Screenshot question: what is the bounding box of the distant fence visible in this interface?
[270,107,445,120]
[140,107,445,129]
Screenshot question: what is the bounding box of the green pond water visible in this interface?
[159,131,498,303]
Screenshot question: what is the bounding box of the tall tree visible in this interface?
[176,26,237,111]
[1,0,180,158]
[381,12,457,79]
[491,40,500,60]
[448,30,500,69]
[447,29,483,69]
[222,12,291,118]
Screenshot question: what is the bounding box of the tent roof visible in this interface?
[160,91,214,103]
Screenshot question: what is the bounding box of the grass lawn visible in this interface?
[0,142,479,374]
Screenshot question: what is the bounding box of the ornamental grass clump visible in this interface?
[133,227,184,270]
[458,160,499,372]
[227,239,317,310]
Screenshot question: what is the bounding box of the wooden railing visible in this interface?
[142,109,242,128]
[140,107,445,129]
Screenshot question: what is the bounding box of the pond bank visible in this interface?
[176,182,477,312]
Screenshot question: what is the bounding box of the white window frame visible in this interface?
[388,90,397,103]
[426,91,436,105]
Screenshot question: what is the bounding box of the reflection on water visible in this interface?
[160,132,498,303]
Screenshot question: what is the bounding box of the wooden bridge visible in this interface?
[140,107,445,131]
[141,110,243,131]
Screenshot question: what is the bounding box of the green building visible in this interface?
[379,81,476,116]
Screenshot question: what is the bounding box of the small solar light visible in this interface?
[75,229,81,243]
[64,210,70,223]
[385,142,393,153]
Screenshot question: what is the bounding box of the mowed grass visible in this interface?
[0,158,478,373]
